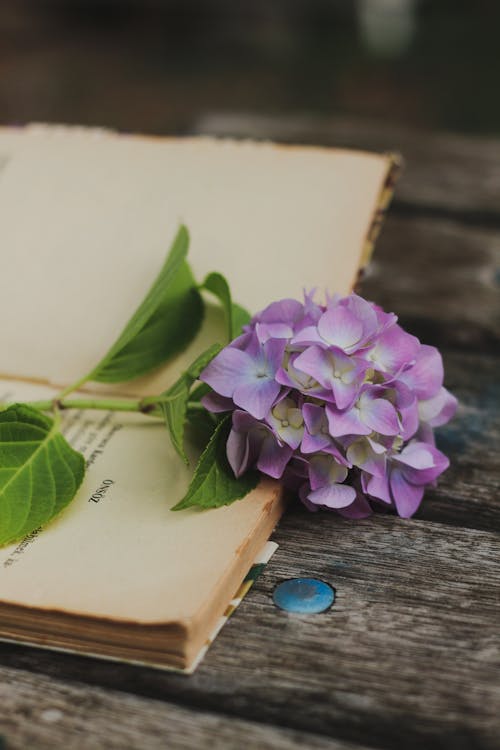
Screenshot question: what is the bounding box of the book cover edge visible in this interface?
[0,541,279,674]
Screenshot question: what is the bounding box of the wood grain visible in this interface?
[1,515,498,750]
[364,216,500,353]
[0,665,373,750]
[193,113,500,219]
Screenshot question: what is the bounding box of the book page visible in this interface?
[0,377,281,624]
[0,127,27,177]
[0,127,391,387]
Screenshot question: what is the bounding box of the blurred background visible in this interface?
[1,0,499,137]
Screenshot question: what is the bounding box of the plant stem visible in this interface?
[55,374,91,400]
[6,395,212,417]
[23,397,152,414]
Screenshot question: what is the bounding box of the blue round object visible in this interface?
[272,578,335,614]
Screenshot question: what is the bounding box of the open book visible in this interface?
[0,125,398,671]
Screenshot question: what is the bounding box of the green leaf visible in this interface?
[0,404,85,547]
[231,302,252,335]
[201,272,251,340]
[160,377,191,464]
[159,344,221,464]
[87,225,204,383]
[172,416,259,511]
[184,408,217,451]
[189,382,211,403]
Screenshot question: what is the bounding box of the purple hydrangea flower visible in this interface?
[201,291,457,519]
[293,346,367,409]
[362,441,450,518]
[201,334,285,419]
[226,410,292,479]
[364,324,420,374]
[304,454,356,509]
[325,385,400,437]
[266,396,305,449]
[301,403,349,465]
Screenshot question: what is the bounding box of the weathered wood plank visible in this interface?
[1,515,498,750]
[193,113,500,218]
[0,666,372,750]
[364,215,500,353]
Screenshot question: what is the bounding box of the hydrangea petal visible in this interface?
[255,322,294,343]
[232,409,261,433]
[392,381,417,409]
[308,454,348,490]
[257,436,293,479]
[291,326,324,347]
[331,379,360,410]
[390,469,425,518]
[360,396,400,436]
[302,403,327,436]
[234,378,281,420]
[395,442,436,470]
[227,428,252,478]
[298,483,320,512]
[201,392,235,413]
[394,442,450,485]
[366,325,420,373]
[339,293,380,332]
[346,438,386,478]
[399,401,420,441]
[418,387,458,427]
[400,345,444,399]
[293,346,332,388]
[326,404,371,437]
[317,307,363,351]
[301,405,349,464]
[200,347,252,397]
[307,482,357,509]
[264,338,288,371]
[301,430,331,453]
[337,493,373,518]
[257,298,304,325]
[365,473,391,504]
[427,389,458,428]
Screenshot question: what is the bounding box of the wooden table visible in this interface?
[1,115,499,750]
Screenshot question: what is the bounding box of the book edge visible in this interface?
[0,540,279,673]
[358,151,403,283]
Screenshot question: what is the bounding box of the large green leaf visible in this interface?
[0,405,85,546]
[201,272,251,341]
[159,344,221,464]
[172,416,259,511]
[87,225,204,383]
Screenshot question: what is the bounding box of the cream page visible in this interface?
[0,128,27,175]
[0,126,391,387]
[0,377,279,623]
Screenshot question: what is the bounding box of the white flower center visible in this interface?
[272,399,304,430]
